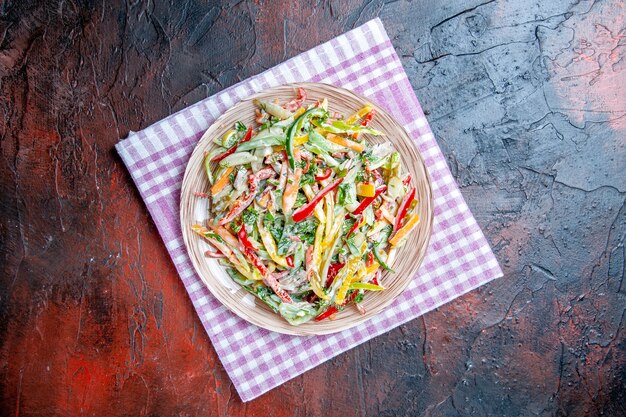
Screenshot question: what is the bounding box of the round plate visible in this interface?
[180,82,433,336]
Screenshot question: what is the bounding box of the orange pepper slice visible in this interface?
[326,133,365,153]
[388,213,420,246]
[210,166,234,195]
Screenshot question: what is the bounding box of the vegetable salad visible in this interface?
[192,88,420,325]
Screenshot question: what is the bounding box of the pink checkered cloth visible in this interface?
[116,18,502,402]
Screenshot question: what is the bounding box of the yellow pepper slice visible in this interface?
[365,262,380,277]
[323,192,335,243]
[389,213,420,246]
[257,219,289,267]
[332,241,381,304]
[293,107,306,118]
[366,219,391,237]
[294,134,309,146]
[210,166,234,195]
[346,105,373,124]
[308,222,329,300]
[310,269,328,300]
[312,222,325,271]
[353,263,368,283]
[356,182,375,197]
[326,133,365,153]
[302,184,325,222]
[335,258,363,304]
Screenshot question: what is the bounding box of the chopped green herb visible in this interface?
[204,231,224,243]
[300,170,316,186]
[264,213,284,242]
[247,285,281,313]
[242,207,259,226]
[362,149,376,162]
[294,192,308,209]
[230,222,242,234]
[293,217,318,245]
[342,218,357,236]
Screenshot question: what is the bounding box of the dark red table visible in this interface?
[1,1,625,415]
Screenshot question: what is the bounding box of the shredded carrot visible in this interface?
[210,166,234,195]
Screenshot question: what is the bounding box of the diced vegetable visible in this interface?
[320,211,346,287]
[293,107,306,118]
[315,167,332,181]
[333,257,363,304]
[264,273,292,303]
[331,120,383,136]
[282,151,302,214]
[294,134,309,146]
[356,182,375,197]
[346,214,362,238]
[314,305,338,321]
[386,151,401,177]
[308,130,349,153]
[361,110,376,126]
[373,245,395,272]
[302,184,326,222]
[237,223,258,251]
[203,150,218,185]
[244,285,281,312]
[387,176,403,199]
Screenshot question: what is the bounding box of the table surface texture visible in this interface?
[1,0,625,416]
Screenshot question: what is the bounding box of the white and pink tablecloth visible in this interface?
[116,18,502,402]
